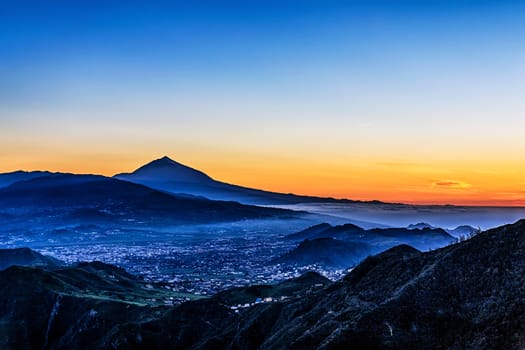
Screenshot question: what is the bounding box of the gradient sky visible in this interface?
[1,0,525,205]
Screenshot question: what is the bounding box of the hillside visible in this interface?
[274,238,372,268]
[0,170,55,188]
[0,173,297,226]
[2,219,525,349]
[0,247,64,270]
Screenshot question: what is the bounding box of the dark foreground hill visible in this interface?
[2,219,525,349]
[0,257,327,350]
[0,247,64,270]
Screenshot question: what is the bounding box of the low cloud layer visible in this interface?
[433,180,472,189]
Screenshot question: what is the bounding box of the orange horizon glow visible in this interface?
[1,152,524,207]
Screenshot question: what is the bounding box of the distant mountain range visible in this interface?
[276,223,456,268]
[286,223,454,247]
[115,156,373,205]
[2,219,525,349]
[0,170,55,188]
[0,172,298,227]
[407,222,479,238]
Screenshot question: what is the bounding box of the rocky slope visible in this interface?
[2,219,525,349]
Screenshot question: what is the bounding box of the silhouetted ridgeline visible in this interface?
[115,156,376,205]
[0,173,297,225]
[277,222,455,268]
[1,220,525,349]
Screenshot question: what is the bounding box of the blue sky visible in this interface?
[2,0,523,106]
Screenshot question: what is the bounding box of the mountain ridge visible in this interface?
[0,173,298,226]
[2,219,525,348]
[0,170,59,188]
[114,156,372,205]
[278,223,455,268]
[114,156,214,184]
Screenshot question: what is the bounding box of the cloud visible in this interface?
[377,162,419,167]
[432,180,472,189]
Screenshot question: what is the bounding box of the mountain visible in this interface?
[0,247,64,270]
[274,237,372,268]
[407,222,435,230]
[285,222,455,252]
[286,222,365,241]
[135,219,525,349]
[115,156,367,205]
[0,173,297,226]
[0,256,202,350]
[0,170,55,188]
[0,255,328,350]
[448,224,479,238]
[365,227,454,249]
[407,223,479,239]
[3,220,525,349]
[278,222,454,269]
[240,219,525,349]
[115,156,213,184]
[214,271,331,306]
[284,222,335,240]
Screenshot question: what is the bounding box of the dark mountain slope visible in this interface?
[2,220,525,349]
[214,271,331,306]
[286,223,363,241]
[236,220,525,349]
[144,219,525,349]
[274,238,372,268]
[0,174,297,225]
[0,247,64,270]
[0,170,55,188]
[0,259,328,350]
[0,258,201,350]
